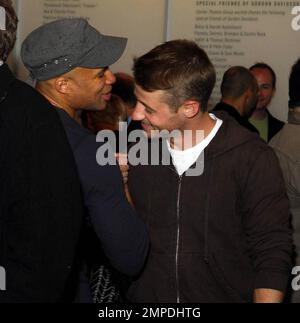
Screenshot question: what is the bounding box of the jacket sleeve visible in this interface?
[241,145,293,292]
[271,147,300,210]
[0,118,83,303]
[75,135,149,276]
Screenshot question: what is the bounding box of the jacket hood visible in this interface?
[289,110,300,125]
[206,110,262,159]
[151,110,262,170]
[0,64,15,103]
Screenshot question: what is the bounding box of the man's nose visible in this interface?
[105,69,116,85]
[132,103,145,121]
[257,86,263,98]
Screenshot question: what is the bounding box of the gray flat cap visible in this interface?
[21,18,127,81]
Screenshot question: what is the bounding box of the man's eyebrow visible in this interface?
[137,99,156,112]
[259,83,272,87]
[95,67,108,77]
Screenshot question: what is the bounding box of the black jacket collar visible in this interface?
[214,102,242,121]
[0,64,15,103]
[213,102,258,134]
[266,109,285,141]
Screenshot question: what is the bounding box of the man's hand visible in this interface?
[115,153,129,185]
[115,153,134,206]
[253,288,284,303]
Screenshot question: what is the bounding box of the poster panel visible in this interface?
[167,0,300,121]
[14,0,166,80]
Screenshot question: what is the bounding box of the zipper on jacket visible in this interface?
[175,175,182,303]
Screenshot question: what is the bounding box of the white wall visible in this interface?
[13,0,167,80]
[12,0,300,121]
[167,0,300,122]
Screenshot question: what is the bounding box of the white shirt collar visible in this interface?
[167,114,223,176]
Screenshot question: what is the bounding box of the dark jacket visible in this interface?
[269,110,300,303]
[267,109,285,141]
[56,108,149,301]
[0,64,83,302]
[127,120,143,134]
[126,112,292,303]
[213,102,259,134]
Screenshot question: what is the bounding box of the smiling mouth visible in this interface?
[141,122,152,130]
[102,93,112,101]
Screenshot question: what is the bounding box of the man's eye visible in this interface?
[145,108,153,114]
[260,84,272,90]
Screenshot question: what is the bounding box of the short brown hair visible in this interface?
[221,66,257,99]
[133,39,216,112]
[0,0,18,61]
[250,62,276,89]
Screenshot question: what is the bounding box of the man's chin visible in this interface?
[88,104,107,112]
[255,105,266,111]
[141,128,161,139]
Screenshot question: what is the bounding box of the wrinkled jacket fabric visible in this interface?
[56,108,150,302]
[0,64,83,302]
[270,110,300,301]
[127,111,292,303]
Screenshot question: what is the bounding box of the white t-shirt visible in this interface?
[167,114,223,176]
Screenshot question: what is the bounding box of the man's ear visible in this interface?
[182,100,201,118]
[271,87,276,98]
[244,88,252,102]
[54,77,71,94]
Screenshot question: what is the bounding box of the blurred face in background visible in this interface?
[251,68,275,111]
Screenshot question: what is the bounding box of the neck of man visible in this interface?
[221,98,243,116]
[36,83,76,119]
[251,107,267,120]
[293,107,300,113]
[170,112,216,150]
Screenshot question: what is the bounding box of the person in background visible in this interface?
[213,66,259,134]
[83,94,127,134]
[21,18,149,302]
[113,73,137,121]
[270,58,300,303]
[249,62,285,141]
[0,1,83,302]
[82,94,128,153]
[82,71,141,153]
[112,73,142,132]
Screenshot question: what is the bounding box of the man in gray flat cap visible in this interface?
[21,18,149,303]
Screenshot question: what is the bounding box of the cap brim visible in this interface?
[79,35,127,69]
